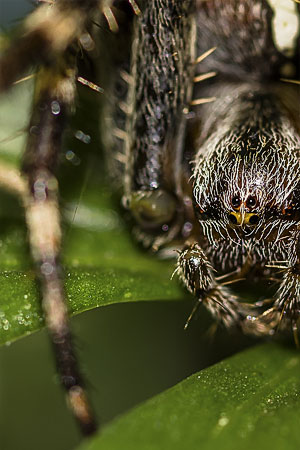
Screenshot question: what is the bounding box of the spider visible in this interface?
[0,0,300,441]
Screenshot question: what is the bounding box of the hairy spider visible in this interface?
[0,0,300,440]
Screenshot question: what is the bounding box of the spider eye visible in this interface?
[246,196,257,208]
[231,196,241,208]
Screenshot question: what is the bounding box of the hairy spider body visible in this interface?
[107,0,300,336]
[179,1,300,335]
[185,81,300,333]
[0,0,300,439]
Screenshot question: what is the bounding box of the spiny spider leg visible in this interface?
[269,240,300,341]
[21,51,97,434]
[0,55,97,434]
[0,0,109,435]
[177,242,256,331]
[121,0,196,249]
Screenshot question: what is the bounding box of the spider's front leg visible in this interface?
[123,0,196,249]
[177,242,252,330]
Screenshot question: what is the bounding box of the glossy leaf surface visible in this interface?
[77,343,300,450]
[0,81,187,345]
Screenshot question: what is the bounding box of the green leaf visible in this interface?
[0,82,188,346]
[76,342,300,450]
[0,181,187,345]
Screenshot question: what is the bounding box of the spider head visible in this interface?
[193,133,300,244]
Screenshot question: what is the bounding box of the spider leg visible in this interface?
[242,235,300,338]
[177,242,257,330]
[270,255,300,339]
[120,0,196,249]
[19,50,97,434]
